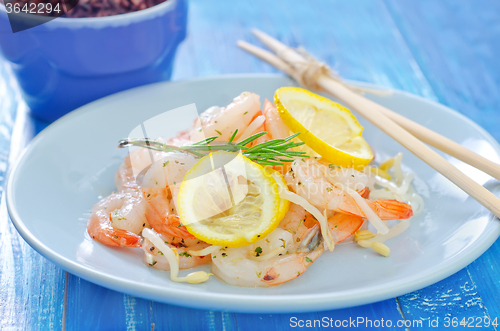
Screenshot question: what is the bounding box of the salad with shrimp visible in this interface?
[87,87,423,287]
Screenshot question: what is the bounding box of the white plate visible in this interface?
[7,74,500,313]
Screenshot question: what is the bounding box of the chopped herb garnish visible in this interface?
[257,271,262,278]
[215,130,222,135]
[179,252,192,258]
[329,164,340,170]
[222,252,227,257]
[255,246,263,257]
[163,161,169,167]
[296,238,301,242]
[326,187,332,192]
[279,238,286,248]
[306,257,312,263]
[244,111,248,115]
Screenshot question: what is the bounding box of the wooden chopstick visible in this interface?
[370,107,500,181]
[245,29,500,181]
[238,31,500,219]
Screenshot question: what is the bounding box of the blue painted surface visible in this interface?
[1,0,500,329]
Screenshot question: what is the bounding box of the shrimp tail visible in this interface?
[90,227,142,248]
[366,199,413,220]
[161,215,196,239]
[358,187,370,199]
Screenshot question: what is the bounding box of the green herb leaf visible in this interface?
[118,131,309,166]
[255,246,263,257]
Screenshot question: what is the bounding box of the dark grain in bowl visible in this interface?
[0,0,169,18]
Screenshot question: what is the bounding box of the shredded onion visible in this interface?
[237,115,266,142]
[374,172,414,195]
[367,219,410,243]
[343,186,389,235]
[189,245,222,256]
[401,192,425,216]
[280,190,335,251]
[142,228,211,284]
[393,153,404,185]
[270,172,335,251]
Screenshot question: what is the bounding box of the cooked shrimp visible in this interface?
[263,99,290,140]
[211,225,323,287]
[115,147,169,191]
[87,189,148,247]
[327,213,365,244]
[189,92,261,142]
[281,203,364,246]
[285,158,413,220]
[142,233,211,271]
[167,129,193,147]
[142,153,198,239]
[279,203,318,245]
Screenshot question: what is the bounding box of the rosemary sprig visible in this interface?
[118,130,310,165]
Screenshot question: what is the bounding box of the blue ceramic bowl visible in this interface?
[0,0,187,122]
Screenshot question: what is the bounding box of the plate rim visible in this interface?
[6,73,500,313]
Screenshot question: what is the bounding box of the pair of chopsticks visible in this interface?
[238,29,500,219]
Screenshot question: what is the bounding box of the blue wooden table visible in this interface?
[1,0,500,330]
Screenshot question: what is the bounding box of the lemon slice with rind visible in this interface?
[177,152,282,247]
[265,167,290,222]
[275,87,374,168]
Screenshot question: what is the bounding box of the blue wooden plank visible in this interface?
[172,0,435,97]
[65,275,152,331]
[236,312,321,331]
[151,303,237,331]
[384,0,500,140]
[384,0,500,321]
[398,269,495,331]
[321,300,408,331]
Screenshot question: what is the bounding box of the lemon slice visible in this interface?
[275,87,374,168]
[177,152,283,247]
[265,167,290,222]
